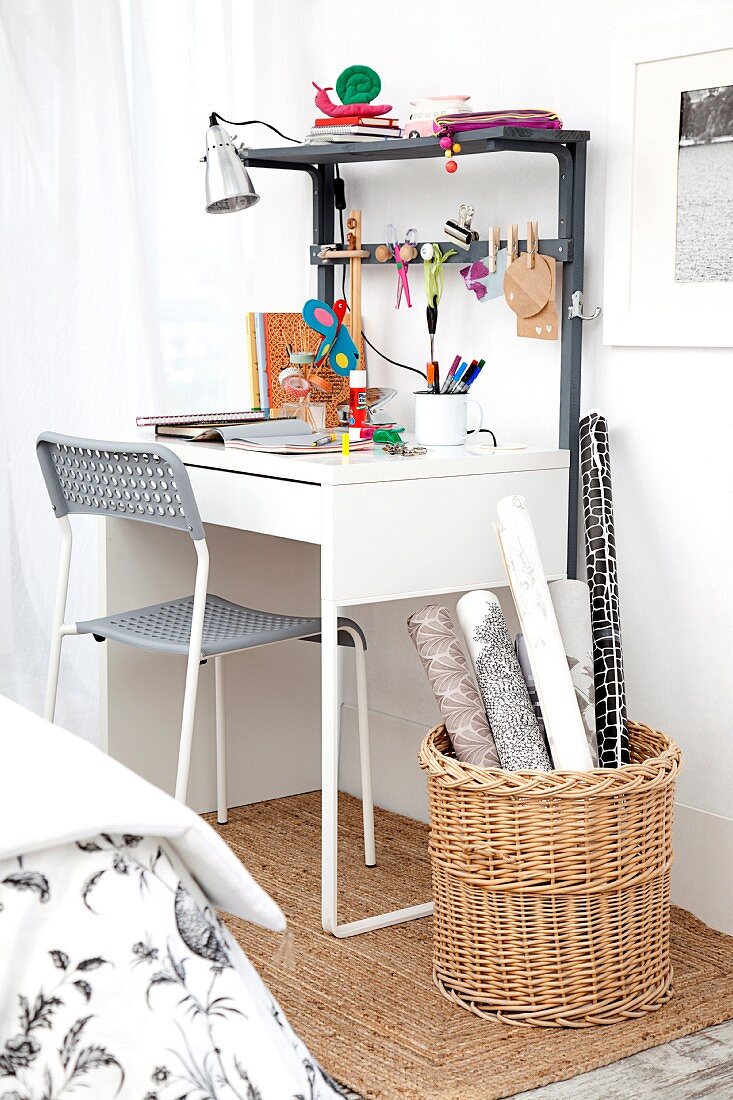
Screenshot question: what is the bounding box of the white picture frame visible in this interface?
[604,12,733,347]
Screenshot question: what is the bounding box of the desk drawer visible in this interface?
[326,468,568,603]
[187,466,321,544]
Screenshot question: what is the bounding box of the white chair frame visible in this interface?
[44,515,376,868]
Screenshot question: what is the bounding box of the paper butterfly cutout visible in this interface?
[302,298,359,376]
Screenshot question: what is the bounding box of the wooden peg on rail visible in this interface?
[527,220,538,269]
[347,210,363,349]
[507,223,519,264]
[317,246,370,260]
[489,226,501,273]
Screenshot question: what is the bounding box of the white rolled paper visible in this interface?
[496,495,593,771]
[549,579,599,767]
[456,590,552,771]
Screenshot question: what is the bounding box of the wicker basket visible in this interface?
[418,720,682,1027]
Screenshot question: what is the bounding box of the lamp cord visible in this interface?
[210,113,302,144]
[333,165,427,382]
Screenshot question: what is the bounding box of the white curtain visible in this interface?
[0,0,253,741]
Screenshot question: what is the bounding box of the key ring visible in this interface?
[382,442,427,457]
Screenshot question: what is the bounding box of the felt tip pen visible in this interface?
[427,361,440,394]
[448,360,473,394]
[458,359,485,393]
[341,432,350,457]
[440,354,461,394]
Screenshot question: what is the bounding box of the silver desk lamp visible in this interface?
[203,113,260,213]
[202,112,305,213]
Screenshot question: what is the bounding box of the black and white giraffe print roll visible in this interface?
[457,591,552,771]
[579,411,630,767]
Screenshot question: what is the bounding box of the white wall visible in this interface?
[242,0,733,928]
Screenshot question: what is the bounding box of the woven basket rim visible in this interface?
[418,720,681,796]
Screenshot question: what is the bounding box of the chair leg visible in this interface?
[44,516,73,723]
[174,540,209,805]
[214,656,228,825]
[43,629,65,723]
[353,636,376,867]
[174,652,203,804]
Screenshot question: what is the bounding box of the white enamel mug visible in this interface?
[414,392,483,447]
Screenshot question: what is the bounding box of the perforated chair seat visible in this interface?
[76,594,366,658]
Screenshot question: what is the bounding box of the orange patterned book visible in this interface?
[261,312,364,429]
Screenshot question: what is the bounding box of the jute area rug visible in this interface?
[209,793,733,1100]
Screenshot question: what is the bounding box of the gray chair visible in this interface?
[36,433,375,865]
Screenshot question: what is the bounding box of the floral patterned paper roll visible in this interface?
[579,411,629,767]
[496,495,594,771]
[407,605,500,768]
[456,591,552,771]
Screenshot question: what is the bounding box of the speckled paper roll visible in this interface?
[496,495,594,771]
[407,605,500,768]
[456,591,552,771]
[548,580,599,767]
[515,633,549,744]
[579,411,629,767]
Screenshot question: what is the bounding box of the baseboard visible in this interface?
[672,802,733,935]
[340,705,733,935]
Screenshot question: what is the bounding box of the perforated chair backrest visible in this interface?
[36,433,205,540]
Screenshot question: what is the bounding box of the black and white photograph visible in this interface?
[676,84,733,282]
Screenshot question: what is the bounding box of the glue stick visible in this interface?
[348,369,367,441]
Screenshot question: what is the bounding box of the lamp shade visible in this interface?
[204,125,260,213]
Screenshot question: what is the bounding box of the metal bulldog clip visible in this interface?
[444,204,479,252]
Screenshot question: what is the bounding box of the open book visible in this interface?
[211,420,371,454]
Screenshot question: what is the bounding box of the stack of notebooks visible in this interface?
[305,116,403,144]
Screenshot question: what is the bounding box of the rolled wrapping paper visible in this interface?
[515,633,549,742]
[456,591,552,771]
[407,605,500,768]
[579,411,630,767]
[548,579,599,767]
[496,495,594,771]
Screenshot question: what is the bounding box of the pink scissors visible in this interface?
[387,224,417,308]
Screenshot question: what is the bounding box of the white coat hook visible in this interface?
[568,290,601,321]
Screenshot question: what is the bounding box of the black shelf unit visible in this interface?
[241,126,591,577]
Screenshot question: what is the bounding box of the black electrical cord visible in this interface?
[361,332,428,381]
[209,113,302,144]
[333,165,427,382]
[467,428,498,446]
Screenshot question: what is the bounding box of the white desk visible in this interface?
[102,439,569,936]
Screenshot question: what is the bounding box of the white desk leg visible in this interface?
[320,598,434,938]
[321,598,340,934]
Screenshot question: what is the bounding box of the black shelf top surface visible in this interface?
[242,126,590,167]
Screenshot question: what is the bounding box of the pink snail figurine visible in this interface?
[312,65,392,119]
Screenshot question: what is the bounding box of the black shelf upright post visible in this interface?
[559,139,586,580]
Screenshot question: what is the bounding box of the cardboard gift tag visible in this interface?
[504,251,552,317]
[542,253,556,297]
[517,297,558,340]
